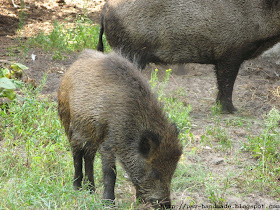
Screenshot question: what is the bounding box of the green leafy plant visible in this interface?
[0,63,27,100]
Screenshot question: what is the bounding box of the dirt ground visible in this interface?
[1,0,280,208]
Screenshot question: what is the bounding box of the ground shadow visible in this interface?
[0,14,19,36]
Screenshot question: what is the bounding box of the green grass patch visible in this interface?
[26,16,111,59]
[241,108,280,198]
[200,105,232,150]
[173,158,238,206]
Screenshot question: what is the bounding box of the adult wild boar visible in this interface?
[57,50,182,208]
[97,0,280,113]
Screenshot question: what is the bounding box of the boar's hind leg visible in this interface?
[84,142,98,193]
[72,148,84,190]
[100,143,116,203]
[215,60,242,113]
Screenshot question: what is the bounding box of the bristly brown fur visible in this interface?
[57,50,182,208]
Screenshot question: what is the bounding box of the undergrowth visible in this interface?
[242,108,280,197]
[201,105,232,151]
[25,16,111,59]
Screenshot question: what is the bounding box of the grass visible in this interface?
[203,107,233,150]
[241,108,280,197]
[24,16,111,59]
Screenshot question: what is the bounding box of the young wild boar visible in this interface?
[97,0,280,113]
[57,50,182,208]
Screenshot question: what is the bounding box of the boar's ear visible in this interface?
[139,130,161,159]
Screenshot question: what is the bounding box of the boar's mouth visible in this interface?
[136,187,171,208]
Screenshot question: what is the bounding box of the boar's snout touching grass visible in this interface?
[98,0,280,113]
[57,49,182,208]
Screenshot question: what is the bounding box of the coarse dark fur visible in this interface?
[57,50,182,208]
[97,0,280,113]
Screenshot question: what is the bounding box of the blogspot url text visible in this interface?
[177,204,280,209]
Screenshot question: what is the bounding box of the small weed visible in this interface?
[200,134,212,148]
[226,118,245,127]
[150,68,172,99]
[205,123,232,150]
[211,103,223,115]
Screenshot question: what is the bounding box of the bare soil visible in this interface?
[1,0,280,208]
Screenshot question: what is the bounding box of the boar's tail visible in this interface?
[97,12,105,52]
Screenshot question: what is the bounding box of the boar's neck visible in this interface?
[254,4,280,40]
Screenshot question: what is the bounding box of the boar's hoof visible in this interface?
[221,103,237,114]
[217,99,237,114]
[73,181,82,191]
[102,191,115,206]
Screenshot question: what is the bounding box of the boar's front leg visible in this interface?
[215,59,242,113]
[100,143,116,203]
